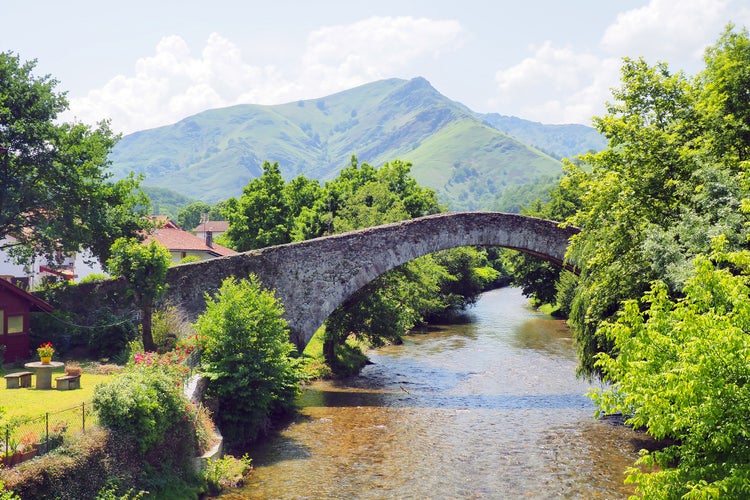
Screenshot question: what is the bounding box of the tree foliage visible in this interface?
[106,237,171,351]
[194,276,301,444]
[0,52,151,266]
[223,161,302,251]
[590,243,750,498]
[545,26,750,376]
[514,24,750,498]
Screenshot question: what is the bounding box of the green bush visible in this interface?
[79,273,110,284]
[590,246,750,498]
[151,304,194,352]
[195,275,301,444]
[93,368,184,453]
[202,455,252,496]
[0,481,20,500]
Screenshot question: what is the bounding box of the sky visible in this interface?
[3,0,750,135]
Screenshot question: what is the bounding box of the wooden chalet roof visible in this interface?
[0,278,54,312]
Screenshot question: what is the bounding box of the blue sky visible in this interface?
[3,0,749,134]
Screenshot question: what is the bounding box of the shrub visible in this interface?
[177,255,201,265]
[202,455,252,496]
[0,481,19,500]
[195,275,301,444]
[151,304,194,352]
[590,248,750,497]
[79,273,110,284]
[93,368,184,453]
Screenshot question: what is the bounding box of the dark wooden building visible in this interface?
[0,278,54,362]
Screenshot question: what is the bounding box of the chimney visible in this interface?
[205,230,213,248]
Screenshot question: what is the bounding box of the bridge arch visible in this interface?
[165,212,579,350]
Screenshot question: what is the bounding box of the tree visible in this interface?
[561,27,750,376]
[563,56,700,375]
[505,162,584,311]
[106,237,171,351]
[176,201,212,231]
[194,276,301,444]
[0,52,151,267]
[222,161,294,251]
[590,243,750,497]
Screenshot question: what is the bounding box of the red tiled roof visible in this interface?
[144,227,237,257]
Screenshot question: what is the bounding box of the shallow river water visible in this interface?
[221,287,647,499]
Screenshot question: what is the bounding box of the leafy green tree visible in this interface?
[106,238,171,352]
[195,276,301,444]
[561,26,750,376]
[563,55,701,375]
[176,201,212,230]
[506,162,584,311]
[697,24,750,164]
[223,161,294,250]
[590,242,750,498]
[0,52,151,266]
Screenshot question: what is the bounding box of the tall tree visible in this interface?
[106,238,171,352]
[564,56,699,375]
[0,52,151,266]
[223,161,293,251]
[176,201,212,230]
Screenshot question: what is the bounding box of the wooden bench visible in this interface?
[4,371,33,389]
[55,374,81,390]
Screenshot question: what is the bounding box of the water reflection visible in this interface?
[221,287,642,499]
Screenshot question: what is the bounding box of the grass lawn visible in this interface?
[1,364,120,420]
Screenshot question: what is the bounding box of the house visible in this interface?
[146,218,237,264]
[0,277,54,362]
[191,220,229,244]
[0,235,105,288]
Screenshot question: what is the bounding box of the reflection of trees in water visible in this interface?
[512,318,576,359]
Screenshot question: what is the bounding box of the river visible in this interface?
[220,287,647,499]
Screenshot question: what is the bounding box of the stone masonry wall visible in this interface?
[48,212,579,350]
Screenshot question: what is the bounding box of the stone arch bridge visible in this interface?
[164,212,579,351]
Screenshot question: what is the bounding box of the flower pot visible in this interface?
[40,356,51,364]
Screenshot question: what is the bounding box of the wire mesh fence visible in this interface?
[1,402,96,468]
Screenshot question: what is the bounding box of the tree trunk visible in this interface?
[142,301,156,351]
[323,334,337,369]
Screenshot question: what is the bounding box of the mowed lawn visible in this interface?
[1,365,119,420]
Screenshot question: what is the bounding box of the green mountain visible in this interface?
[109,77,604,210]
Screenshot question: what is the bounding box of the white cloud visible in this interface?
[491,43,621,125]
[488,0,746,125]
[63,17,465,134]
[601,0,730,66]
[300,16,464,94]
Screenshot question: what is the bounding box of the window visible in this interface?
[7,315,24,334]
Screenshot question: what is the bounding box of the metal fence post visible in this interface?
[82,402,85,433]
[45,412,49,453]
[4,425,7,460]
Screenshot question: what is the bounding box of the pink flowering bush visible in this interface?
[94,339,200,454]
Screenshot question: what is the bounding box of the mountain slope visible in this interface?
[109,77,601,209]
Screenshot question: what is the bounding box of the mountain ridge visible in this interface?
[109,77,605,210]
